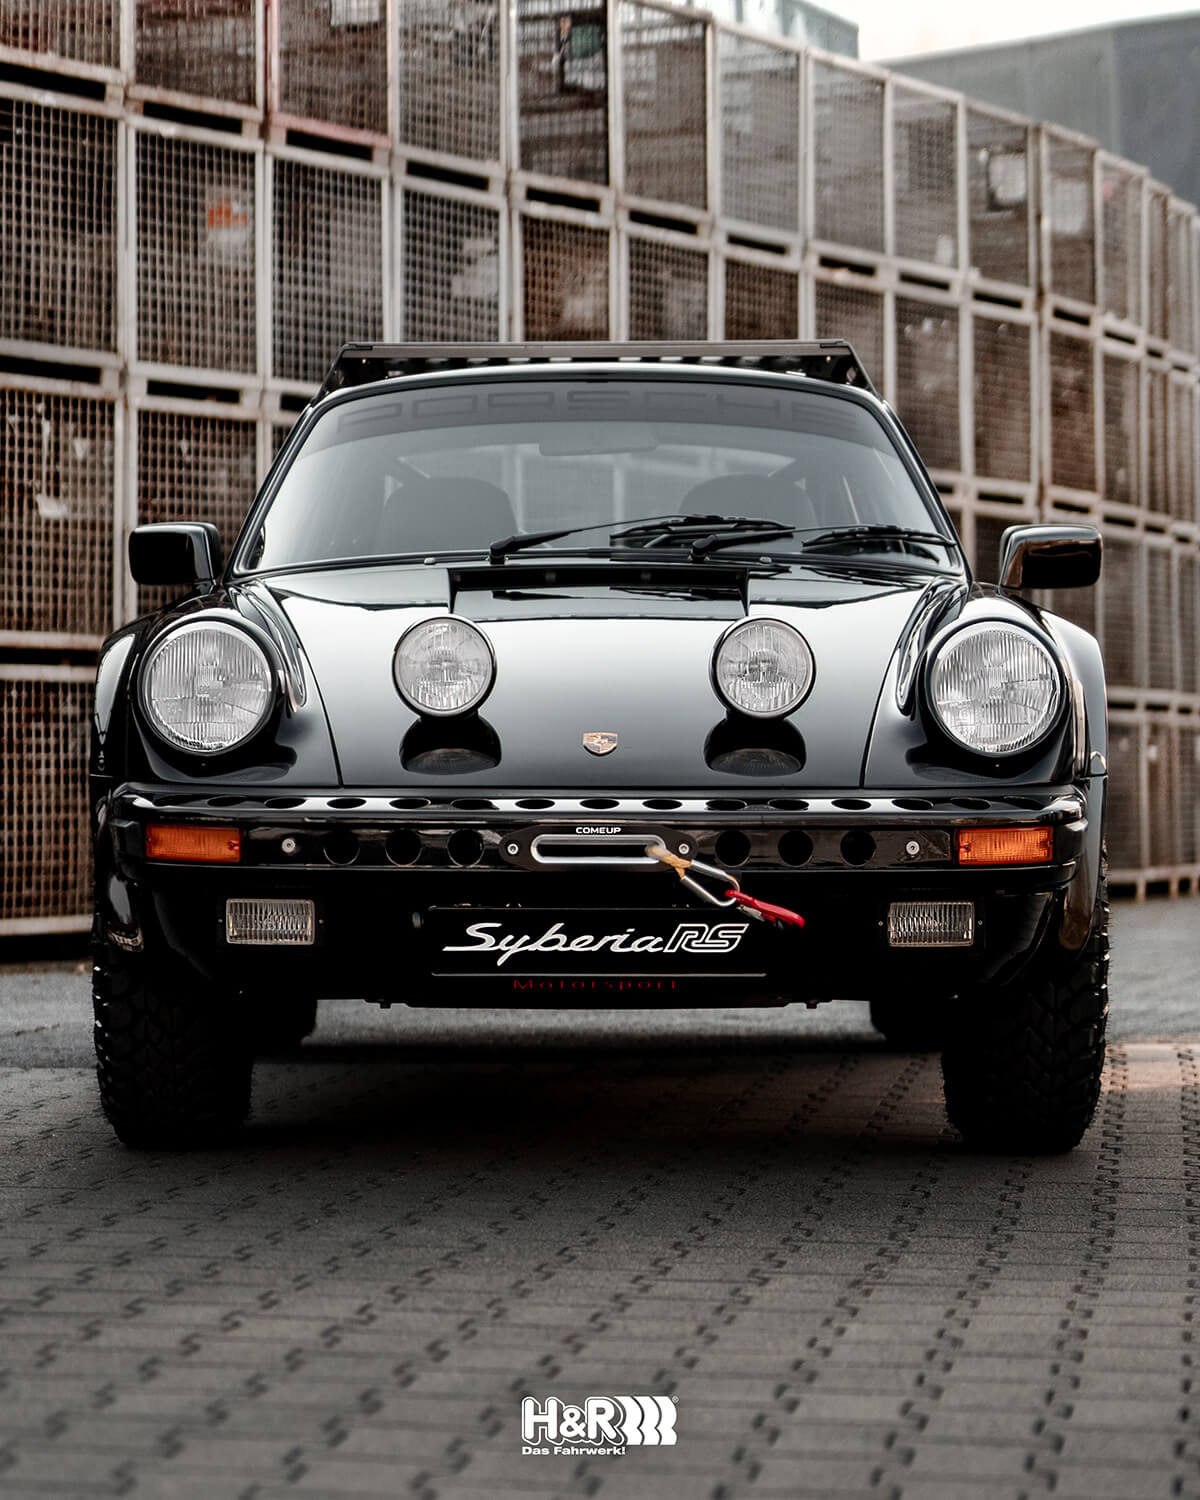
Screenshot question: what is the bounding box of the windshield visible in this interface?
[239,378,947,572]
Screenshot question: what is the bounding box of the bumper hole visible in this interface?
[447,829,484,866]
[832,798,870,810]
[644,798,682,810]
[769,798,808,811]
[385,829,422,866]
[516,797,553,810]
[452,798,495,810]
[892,797,933,810]
[580,797,619,810]
[390,797,431,809]
[323,830,360,865]
[951,797,991,810]
[779,831,813,867]
[840,830,876,866]
[714,829,751,867]
[265,797,304,809]
[328,797,365,809]
[707,798,748,811]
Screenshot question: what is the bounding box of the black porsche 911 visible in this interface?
[90,340,1107,1151]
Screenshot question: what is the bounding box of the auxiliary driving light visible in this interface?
[887,901,975,948]
[957,826,1054,866]
[225,898,315,946]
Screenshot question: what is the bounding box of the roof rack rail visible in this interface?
[315,340,878,401]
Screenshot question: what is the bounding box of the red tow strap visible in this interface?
[724,889,806,928]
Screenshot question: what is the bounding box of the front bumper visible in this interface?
[99,784,1095,1006]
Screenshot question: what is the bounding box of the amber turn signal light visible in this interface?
[146,824,241,863]
[957,826,1053,866]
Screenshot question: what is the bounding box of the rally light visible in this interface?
[146,824,241,863]
[957,826,1054,866]
[712,617,815,719]
[887,901,975,947]
[225,898,315,946]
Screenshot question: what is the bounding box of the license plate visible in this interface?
[427,908,766,977]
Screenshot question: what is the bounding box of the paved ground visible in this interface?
[0,900,1197,1499]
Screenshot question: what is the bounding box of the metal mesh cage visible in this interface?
[1146,719,1176,867]
[811,59,884,254]
[628,237,708,340]
[1180,554,1198,697]
[136,131,257,373]
[398,0,501,165]
[892,84,958,269]
[277,0,388,136]
[894,296,960,473]
[517,0,608,184]
[0,97,116,354]
[1100,163,1140,324]
[1146,546,1176,693]
[0,386,114,639]
[1147,189,1168,342]
[813,280,884,389]
[1048,332,1096,493]
[0,673,91,927]
[1105,719,1142,871]
[272,158,384,385]
[1167,205,1195,355]
[621,2,707,210]
[135,408,258,615]
[1169,376,1194,522]
[965,108,1029,287]
[0,0,119,68]
[723,260,797,340]
[718,31,798,233]
[403,189,500,341]
[521,215,609,338]
[1101,532,1141,689]
[1045,133,1096,305]
[1180,726,1199,866]
[1102,354,1139,506]
[973,316,1032,483]
[1145,364,1168,515]
[135,0,259,107]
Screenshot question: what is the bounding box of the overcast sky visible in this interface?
[830,0,1200,59]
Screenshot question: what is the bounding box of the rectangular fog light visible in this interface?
[888,901,974,948]
[226,898,315,946]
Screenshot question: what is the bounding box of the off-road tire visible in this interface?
[941,876,1109,1154]
[869,993,950,1051]
[93,942,253,1149]
[250,996,318,1055]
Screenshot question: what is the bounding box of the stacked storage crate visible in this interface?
[1,2,1198,933]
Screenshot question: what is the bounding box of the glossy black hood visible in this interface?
[252,562,941,789]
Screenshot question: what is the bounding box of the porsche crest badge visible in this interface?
[582,731,619,756]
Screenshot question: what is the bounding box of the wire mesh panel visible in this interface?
[272,157,384,384]
[402,189,500,340]
[965,107,1030,288]
[892,84,958,269]
[1102,354,1139,506]
[894,296,959,473]
[973,513,1009,584]
[517,0,608,184]
[718,32,798,233]
[813,280,884,390]
[0,0,119,68]
[1048,332,1096,493]
[723,259,796,340]
[1145,363,1168,516]
[1167,204,1195,356]
[1044,578,1097,639]
[1180,725,1199,867]
[0,673,92,928]
[811,59,884,254]
[621,3,707,210]
[1146,188,1168,342]
[136,408,258,614]
[1100,163,1140,324]
[398,0,501,165]
[1146,546,1176,693]
[0,386,114,639]
[1045,132,1096,306]
[0,97,116,354]
[135,0,259,107]
[277,0,388,136]
[521,215,609,338]
[136,131,257,373]
[1180,554,1198,697]
[973,316,1032,484]
[1105,719,1142,872]
[628,237,708,339]
[1101,531,1141,690]
[1146,719,1177,868]
[1169,375,1194,522]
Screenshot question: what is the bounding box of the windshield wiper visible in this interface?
[696,524,957,559]
[488,512,790,563]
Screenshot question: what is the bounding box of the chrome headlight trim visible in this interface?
[393,614,497,718]
[925,620,1065,758]
[711,617,816,720]
[139,619,277,755]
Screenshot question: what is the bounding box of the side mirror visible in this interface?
[129,523,222,588]
[998,524,1101,590]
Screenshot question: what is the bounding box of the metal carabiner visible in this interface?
[644,843,740,908]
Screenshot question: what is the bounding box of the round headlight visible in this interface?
[141,621,275,754]
[712,618,815,719]
[393,615,495,717]
[927,622,1063,756]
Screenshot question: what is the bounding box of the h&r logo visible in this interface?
[521,1395,677,1453]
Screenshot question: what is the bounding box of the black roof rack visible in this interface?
[315,340,878,401]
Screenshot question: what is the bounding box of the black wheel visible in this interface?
[249,995,318,1055]
[869,993,950,1051]
[93,942,253,1149]
[941,876,1109,1154]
